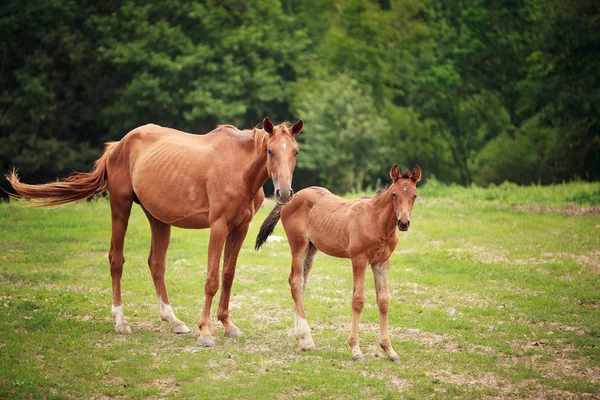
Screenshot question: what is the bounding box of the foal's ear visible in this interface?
[263,117,274,134]
[290,120,303,136]
[390,164,400,182]
[411,165,422,183]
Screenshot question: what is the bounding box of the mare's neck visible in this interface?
[242,129,270,196]
[368,187,397,236]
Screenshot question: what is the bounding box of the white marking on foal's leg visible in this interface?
[112,305,131,333]
[158,298,190,334]
[294,316,315,351]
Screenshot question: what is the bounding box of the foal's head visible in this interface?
[262,117,303,204]
[389,165,422,231]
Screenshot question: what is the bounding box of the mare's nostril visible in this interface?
[276,189,281,198]
[289,189,294,197]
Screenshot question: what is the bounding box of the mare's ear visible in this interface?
[290,120,303,136]
[263,117,274,135]
[411,165,422,183]
[390,164,400,182]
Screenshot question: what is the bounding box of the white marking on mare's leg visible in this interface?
[112,305,131,333]
[158,298,190,334]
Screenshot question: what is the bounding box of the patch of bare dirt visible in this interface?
[427,371,500,389]
[447,246,509,264]
[514,204,600,216]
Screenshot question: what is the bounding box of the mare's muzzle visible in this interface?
[276,188,294,204]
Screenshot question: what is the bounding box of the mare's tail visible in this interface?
[5,142,118,207]
[255,204,283,250]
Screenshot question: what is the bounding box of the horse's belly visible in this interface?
[310,232,349,259]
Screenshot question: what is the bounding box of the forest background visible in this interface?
[1,0,598,195]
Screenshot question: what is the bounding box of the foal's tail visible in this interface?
[5,142,118,207]
[255,204,283,250]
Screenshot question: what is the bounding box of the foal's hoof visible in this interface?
[225,328,243,338]
[196,336,215,347]
[170,322,191,334]
[352,355,365,362]
[299,340,316,351]
[389,355,400,363]
[114,323,132,334]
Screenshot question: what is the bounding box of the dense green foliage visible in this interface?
[1,181,599,398]
[1,0,598,194]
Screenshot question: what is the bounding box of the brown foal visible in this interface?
[256,165,421,361]
[6,117,303,346]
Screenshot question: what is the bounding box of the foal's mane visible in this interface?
[373,169,412,197]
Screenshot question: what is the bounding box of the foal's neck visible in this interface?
[370,187,397,235]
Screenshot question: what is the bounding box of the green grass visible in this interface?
[1,180,599,399]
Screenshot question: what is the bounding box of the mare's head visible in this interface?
[389,165,422,231]
[262,117,303,204]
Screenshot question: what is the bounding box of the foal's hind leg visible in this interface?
[109,197,133,333]
[348,256,368,361]
[143,209,190,333]
[372,259,399,362]
[289,238,317,350]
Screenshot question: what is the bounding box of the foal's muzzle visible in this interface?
[398,219,410,231]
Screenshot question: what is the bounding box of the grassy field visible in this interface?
[1,180,599,399]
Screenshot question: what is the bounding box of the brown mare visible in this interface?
[255,165,421,361]
[6,117,303,346]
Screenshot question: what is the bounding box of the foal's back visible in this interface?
[280,187,384,259]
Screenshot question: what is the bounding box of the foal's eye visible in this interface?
[267,148,273,156]
[413,194,418,200]
[294,149,299,157]
[392,192,397,199]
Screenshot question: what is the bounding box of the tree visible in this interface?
[293,73,389,193]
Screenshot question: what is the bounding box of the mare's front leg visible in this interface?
[216,224,249,338]
[197,220,229,347]
[372,259,399,362]
[348,256,368,361]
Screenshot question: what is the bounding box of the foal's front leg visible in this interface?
[348,257,368,361]
[372,260,399,362]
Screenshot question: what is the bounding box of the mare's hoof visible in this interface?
[390,356,400,363]
[114,323,132,334]
[352,356,365,362]
[196,336,215,347]
[225,328,243,338]
[171,323,191,334]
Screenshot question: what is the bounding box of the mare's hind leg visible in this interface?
[109,197,133,333]
[372,259,399,362]
[143,209,190,334]
[348,256,368,361]
[289,238,317,350]
[217,224,249,338]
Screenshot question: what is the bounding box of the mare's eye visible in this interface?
[267,148,273,156]
[294,149,299,156]
[413,194,418,200]
[392,192,397,199]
